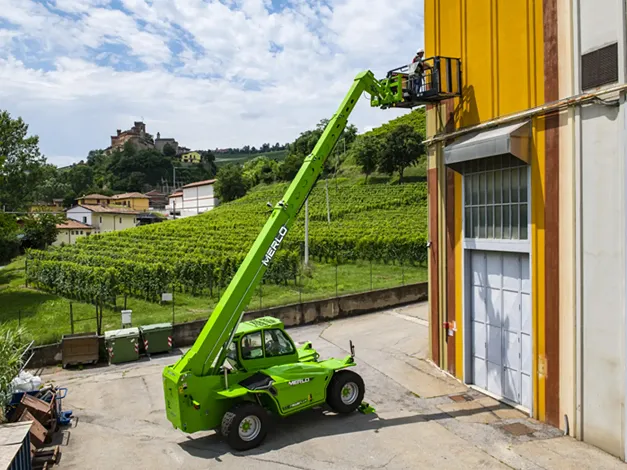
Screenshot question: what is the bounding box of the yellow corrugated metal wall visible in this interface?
[424,0,548,420]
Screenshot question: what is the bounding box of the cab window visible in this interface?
[264,329,295,357]
[241,332,263,359]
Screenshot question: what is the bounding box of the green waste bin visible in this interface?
[105,327,140,364]
[139,323,173,355]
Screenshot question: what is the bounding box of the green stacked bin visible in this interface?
[139,323,173,355]
[105,327,140,364]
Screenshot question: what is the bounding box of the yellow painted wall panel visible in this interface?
[496,1,533,115]
[461,0,494,126]
[425,0,436,56]
[438,0,462,57]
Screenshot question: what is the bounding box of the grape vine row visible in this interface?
[26,179,428,302]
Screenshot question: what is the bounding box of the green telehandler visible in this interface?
[162,68,423,451]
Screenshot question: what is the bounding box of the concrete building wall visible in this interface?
[579,103,625,457]
[53,228,92,246]
[574,0,627,458]
[98,213,137,233]
[176,184,217,218]
[114,198,149,211]
[66,208,93,227]
[557,0,576,439]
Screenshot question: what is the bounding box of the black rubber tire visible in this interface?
[220,402,268,451]
[326,370,365,414]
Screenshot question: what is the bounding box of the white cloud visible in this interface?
[0,0,423,165]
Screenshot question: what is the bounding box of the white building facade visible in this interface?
[566,0,627,460]
[167,179,219,218]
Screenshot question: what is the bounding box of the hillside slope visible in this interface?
[364,107,426,137]
[27,178,427,302]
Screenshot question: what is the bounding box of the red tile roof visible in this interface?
[79,194,111,200]
[74,204,140,215]
[168,191,183,198]
[110,192,148,199]
[182,179,216,189]
[56,219,93,230]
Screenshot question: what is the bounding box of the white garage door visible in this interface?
[470,250,532,410]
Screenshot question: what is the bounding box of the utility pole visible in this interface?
[325,179,331,225]
[304,198,309,266]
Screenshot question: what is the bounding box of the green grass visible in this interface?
[1,256,426,345]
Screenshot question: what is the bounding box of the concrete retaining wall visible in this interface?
[28,282,427,368]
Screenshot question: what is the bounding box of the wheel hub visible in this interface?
[238,415,262,442]
[341,382,359,405]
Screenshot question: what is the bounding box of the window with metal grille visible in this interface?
[463,156,529,240]
[581,42,618,90]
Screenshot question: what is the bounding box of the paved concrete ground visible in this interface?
[37,303,626,469]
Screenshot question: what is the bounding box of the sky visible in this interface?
[0,0,424,167]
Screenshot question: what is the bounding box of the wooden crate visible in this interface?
[17,410,48,448]
[62,332,99,367]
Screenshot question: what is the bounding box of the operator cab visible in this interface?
[224,316,300,373]
[376,56,462,109]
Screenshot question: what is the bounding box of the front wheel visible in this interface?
[326,370,365,414]
[221,402,269,451]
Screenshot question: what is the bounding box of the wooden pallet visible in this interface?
[32,445,60,468]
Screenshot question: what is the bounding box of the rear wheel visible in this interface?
[221,402,268,451]
[326,370,365,414]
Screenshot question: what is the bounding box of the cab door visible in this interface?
[238,328,298,371]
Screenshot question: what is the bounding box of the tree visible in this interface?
[200,150,217,178]
[34,164,71,202]
[242,156,280,188]
[214,164,247,202]
[378,124,424,182]
[278,153,305,181]
[163,143,177,157]
[352,134,383,182]
[0,326,28,422]
[0,213,19,263]
[106,147,173,191]
[65,163,94,196]
[0,110,46,210]
[20,213,63,250]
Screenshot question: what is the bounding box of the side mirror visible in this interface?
[349,340,355,358]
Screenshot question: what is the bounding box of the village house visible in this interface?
[66,205,139,234]
[53,219,94,246]
[29,199,65,213]
[76,194,110,206]
[166,179,219,219]
[109,192,150,211]
[179,151,202,164]
[145,190,168,210]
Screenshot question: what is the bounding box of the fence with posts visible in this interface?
[10,249,426,346]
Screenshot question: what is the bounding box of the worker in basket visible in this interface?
[409,49,431,96]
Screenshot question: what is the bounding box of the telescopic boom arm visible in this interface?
[171,70,403,378]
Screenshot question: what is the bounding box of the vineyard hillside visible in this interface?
[215,149,288,166]
[363,107,426,138]
[27,178,428,304]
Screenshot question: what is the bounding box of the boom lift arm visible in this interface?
[169,70,403,379]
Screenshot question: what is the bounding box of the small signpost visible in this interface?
[121,310,132,328]
[162,292,175,325]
